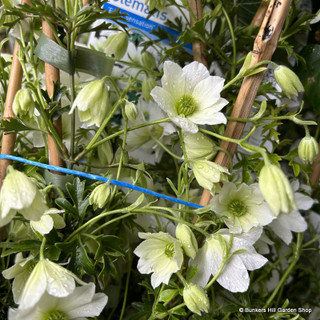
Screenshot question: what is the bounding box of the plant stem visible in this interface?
[263,233,303,308]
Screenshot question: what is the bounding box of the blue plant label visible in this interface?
[102,0,192,51]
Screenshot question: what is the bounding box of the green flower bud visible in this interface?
[104,32,129,59]
[176,224,198,259]
[69,79,109,127]
[298,136,319,164]
[124,100,138,122]
[183,283,210,315]
[141,51,156,69]
[183,132,217,161]
[274,65,304,98]
[193,160,229,193]
[142,77,157,102]
[89,184,111,209]
[259,163,297,216]
[13,88,35,121]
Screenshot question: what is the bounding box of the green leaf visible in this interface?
[0,240,41,257]
[1,118,42,133]
[159,289,178,303]
[56,237,94,277]
[186,265,198,282]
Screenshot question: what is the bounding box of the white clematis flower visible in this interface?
[0,166,48,227]
[30,208,65,235]
[69,79,110,127]
[191,228,267,292]
[211,183,275,233]
[2,253,35,304]
[9,283,108,320]
[151,61,228,133]
[268,181,313,244]
[18,258,80,310]
[134,232,183,288]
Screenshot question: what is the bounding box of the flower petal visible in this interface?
[183,61,210,89]
[192,76,225,109]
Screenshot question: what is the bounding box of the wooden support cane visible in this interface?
[199,0,292,206]
[42,1,65,171]
[310,140,320,185]
[187,0,208,68]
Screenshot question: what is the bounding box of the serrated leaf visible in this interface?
[56,237,94,277]
[1,118,42,133]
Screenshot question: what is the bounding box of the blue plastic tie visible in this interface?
[0,154,204,209]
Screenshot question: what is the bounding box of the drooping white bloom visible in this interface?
[151,61,228,133]
[69,79,110,127]
[191,228,268,292]
[9,283,108,320]
[268,181,312,244]
[2,253,35,303]
[193,160,229,192]
[30,208,65,235]
[0,166,48,227]
[211,183,275,233]
[259,163,297,216]
[18,258,79,309]
[134,232,183,288]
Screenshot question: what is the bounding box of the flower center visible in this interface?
[164,242,175,259]
[175,94,198,116]
[228,200,248,217]
[43,310,67,320]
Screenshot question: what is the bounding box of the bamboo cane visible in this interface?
[199,0,292,206]
[0,0,32,242]
[0,0,33,185]
[251,0,270,26]
[42,1,65,171]
[187,0,208,67]
[310,141,320,185]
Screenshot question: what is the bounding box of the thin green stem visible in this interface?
[222,7,237,78]
[64,208,126,241]
[40,237,47,260]
[74,118,170,162]
[119,252,132,320]
[151,136,183,160]
[263,233,303,308]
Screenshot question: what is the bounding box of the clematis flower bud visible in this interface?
[259,163,297,216]
[104,32,128,59]
[193,160,229,193]
[141,51,156,69]
[183,283,210,315]
[89,184,111,209]
[298,136,319,164]
[183,132,217,161]
[142,77,157,102]
[69,79,109,127]
[273,65,304,98]
[124,100,138,122]
[12,88,35,121]
[176,224,198,259]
